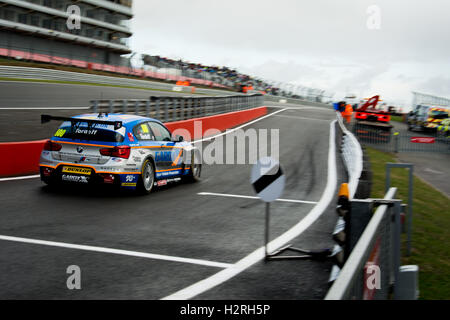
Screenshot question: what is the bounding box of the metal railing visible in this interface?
[91,94,265,122]
[326,188,402,300]
[336,113,363,198]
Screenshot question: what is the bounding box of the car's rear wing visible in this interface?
[41,115,123,130]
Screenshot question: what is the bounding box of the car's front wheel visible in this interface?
[137,159,155,194]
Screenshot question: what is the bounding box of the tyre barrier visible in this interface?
[0,106,267,178]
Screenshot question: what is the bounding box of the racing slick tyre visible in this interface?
[137,159,156,194]
[184,150,202,183]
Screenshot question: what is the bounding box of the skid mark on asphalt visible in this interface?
[0,235,233,269]
[162,119,337,300]
[273,114,333,122]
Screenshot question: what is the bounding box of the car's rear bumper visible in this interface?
[39,164,140,190]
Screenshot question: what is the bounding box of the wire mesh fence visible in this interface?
[351,122,450,154]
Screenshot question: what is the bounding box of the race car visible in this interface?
[39,113,202,193]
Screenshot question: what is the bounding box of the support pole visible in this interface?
[265,202,270,260]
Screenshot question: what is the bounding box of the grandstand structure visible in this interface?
[0,0,132,65]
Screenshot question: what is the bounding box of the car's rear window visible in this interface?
[54,121,126,142]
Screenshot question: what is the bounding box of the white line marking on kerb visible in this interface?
[194,108,288,143]
[162,119,337,300]
[0,175,40,182]
[0,235,232,269]
[198,192,318,205]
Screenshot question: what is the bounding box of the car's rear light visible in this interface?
[100,146,131,159]
[99,173,115,184]
[43,140,62,151]
[42,167,53,177]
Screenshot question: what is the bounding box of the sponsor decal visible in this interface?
[99,167,115,171]
[111,157,123,163]
[140,133,152,140]
[133,156,142,162]
[410,137,435,144]
[157,180,167,187]
[155,151,173,162]
[62,166,92,175]
[156,170,181,178]
[76,146,84,153]
[121,182,137,187]
[54,129,66,138]
[75,128,98,135]
[42,151,50,156]
[79,156,86,162]
[62,174,89,183]
[125,175,136,182]
[155,177,181,186]
[128,132,135,142]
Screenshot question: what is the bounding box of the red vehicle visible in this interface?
[353,95,393,142]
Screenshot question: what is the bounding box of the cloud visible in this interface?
[130,0,450,104]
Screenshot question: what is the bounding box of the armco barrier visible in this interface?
[0,106,267,178]
[336,113,363,198]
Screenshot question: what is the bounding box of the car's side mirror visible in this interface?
[172,135,184,142]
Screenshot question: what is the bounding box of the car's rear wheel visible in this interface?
[137,159,155,194]
[184,151,201,182]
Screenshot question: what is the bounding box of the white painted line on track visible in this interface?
[0,175,40,182]
[162,119,337,300]
[0,107,90,110]
[198,192,318,204]
[194,108,288,143]
[0,235,233,269]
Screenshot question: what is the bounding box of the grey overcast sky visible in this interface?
[130,0,450,106]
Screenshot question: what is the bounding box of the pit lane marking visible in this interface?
[0,235,233,269]
[198,192,318,204]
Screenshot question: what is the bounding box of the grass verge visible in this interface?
[390,115,405,123]
[366,147,449,300]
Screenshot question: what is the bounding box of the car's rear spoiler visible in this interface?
[41,115,123,130]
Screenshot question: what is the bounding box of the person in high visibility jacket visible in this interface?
[342,103,353,123]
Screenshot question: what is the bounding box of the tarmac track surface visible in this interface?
[0,85,340,299]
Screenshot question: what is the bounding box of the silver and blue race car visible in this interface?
[39,113,202,193]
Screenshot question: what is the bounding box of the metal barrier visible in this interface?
[326,188,403,300]
[336,113,363,198]
[328,112,419,300]
[91,94,265,122]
